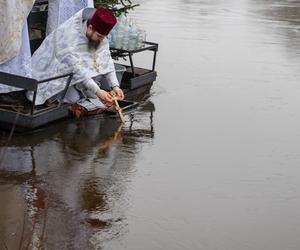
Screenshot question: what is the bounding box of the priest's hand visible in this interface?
[96,89,113,104]
[112,86,124,100]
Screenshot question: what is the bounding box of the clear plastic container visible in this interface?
[108,16,147,50]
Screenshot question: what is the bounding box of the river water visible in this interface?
[1,0,300,249]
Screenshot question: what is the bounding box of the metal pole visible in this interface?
[129,53,135,76]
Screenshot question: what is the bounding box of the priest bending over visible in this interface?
[27,7,124,106]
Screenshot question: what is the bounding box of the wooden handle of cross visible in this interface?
[110,91,125,123]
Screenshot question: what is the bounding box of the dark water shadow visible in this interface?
[0,98,155,249]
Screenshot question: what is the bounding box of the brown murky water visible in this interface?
[1,0,300,249]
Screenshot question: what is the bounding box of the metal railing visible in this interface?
[0,71,73,115]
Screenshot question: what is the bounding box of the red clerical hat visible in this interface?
[89,8,117,35]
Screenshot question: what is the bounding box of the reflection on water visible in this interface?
[248,0,300,58]
[0,100,155,249]
[1,0,300,249]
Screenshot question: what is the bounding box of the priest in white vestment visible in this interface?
[27,7,124,106]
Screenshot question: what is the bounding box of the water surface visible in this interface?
[1,0,300,249]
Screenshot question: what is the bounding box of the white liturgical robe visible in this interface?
[27,8,118,105]
[47,0,94,35]
[0,0,35,64]
[0,23,32,93]
[0,0,34,93]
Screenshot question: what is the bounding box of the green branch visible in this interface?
[94,0,139,16]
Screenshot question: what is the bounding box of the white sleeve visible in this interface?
[104,71,119,88]
[84,78,101,93]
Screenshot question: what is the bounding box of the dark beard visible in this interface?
[88,39,100,50]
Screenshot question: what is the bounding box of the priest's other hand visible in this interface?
[112,86,124,100]
[96,89,113,104]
